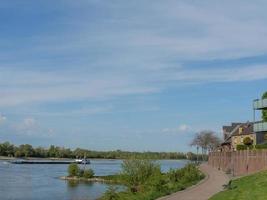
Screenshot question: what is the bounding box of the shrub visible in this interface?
[243,137,253,146]
[68,163,79,177]
[255,143,267,149]
[99,163,204,200]
[236,144,253,150]
[121,159,161,192]
[79,169,84,177]
[83,169,94,178]
[102,186,119,200]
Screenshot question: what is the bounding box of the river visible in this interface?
[0,159,189,200]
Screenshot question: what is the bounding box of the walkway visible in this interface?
[158,163,229,200]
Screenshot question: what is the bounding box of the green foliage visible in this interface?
[186,152,208,161]
[100,162,204,200]
[0,142,15,157]
[83,169,94,178]
[121,159,161,192]
[262,92,267,122]
[0,141,190,160]
[236,144,253,150]
[102,186,120,200]
[167,164,205,186]
[15,144,35,157]
[68,163,79,177]
[243,137,253,146]
[237,143,267,150]
[68,164,94,178]
[236,145,246,150]
[255,143,267,149]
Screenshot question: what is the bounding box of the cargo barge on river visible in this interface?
[9,159,90,164]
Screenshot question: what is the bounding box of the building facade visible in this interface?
[219,94,267,152]
[253,98,267,144]
[231,122,255,150]
[221,122,255,151]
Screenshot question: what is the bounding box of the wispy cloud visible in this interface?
[9,117,54,138]
[0,1,267,108]
[0,64,266,107]
[162,124,192,135]
[0,0,267,150]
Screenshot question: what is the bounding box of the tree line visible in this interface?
[0,141,193,160]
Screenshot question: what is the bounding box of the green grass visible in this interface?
[210,170,267,200]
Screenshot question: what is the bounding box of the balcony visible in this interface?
[254,121,267,132]
[253,99,267,110]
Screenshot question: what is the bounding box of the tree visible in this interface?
[68,163,79,177]
[0,142,15,156]
[34,147,47,157]
[190,131,221,160]
[18,144,35,157]
[262,92,267,122]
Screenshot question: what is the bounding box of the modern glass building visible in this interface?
[253,98,267,143]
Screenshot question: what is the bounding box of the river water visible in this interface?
[0,159,189,200]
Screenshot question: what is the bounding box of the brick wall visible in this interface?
[208,150,267,176]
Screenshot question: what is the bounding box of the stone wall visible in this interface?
[208,150,267,176]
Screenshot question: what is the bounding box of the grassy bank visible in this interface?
[210,170,267,200]
[100,160,205,200]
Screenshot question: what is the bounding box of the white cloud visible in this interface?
[0,64,266,108]
[14,117,38,134]
[22,118,37,128]
[11,117,53,138]
[178,124,190,132]
[1,1,267,108]
[162,124,191,134]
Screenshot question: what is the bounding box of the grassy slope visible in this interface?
[210,170,267,200]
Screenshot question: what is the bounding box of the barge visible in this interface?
[9,159,90,164]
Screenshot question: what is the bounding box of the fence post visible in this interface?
[231,151,234,177]
[246,149,249,174]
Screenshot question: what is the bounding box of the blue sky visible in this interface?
[0,0,267,152]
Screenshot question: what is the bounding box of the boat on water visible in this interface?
[75,159,91,164]
[9,159,90,164]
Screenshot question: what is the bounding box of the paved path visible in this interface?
[158,163,229,200]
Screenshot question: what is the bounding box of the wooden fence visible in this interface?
[208,150,267,176]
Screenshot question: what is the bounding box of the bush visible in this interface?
[68,163,79,177]
[102,186,119,200]
[146,173,169,194]
[167,164,204,184]
[79,169,84,177]
[255,143,267,149]
[243,137,253,146]
[236,144,253,150]
[83,169,94,178]
[121,159,161,192]
[99,163,204,200]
